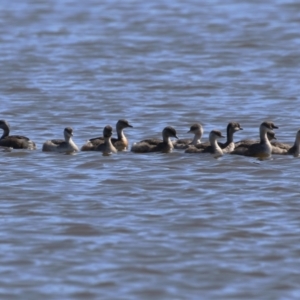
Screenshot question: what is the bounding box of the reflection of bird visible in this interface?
[0,146,12,152]
[81,119,133,151]
[0,120,36,150]
[42,127,79,153]
[131,126,178,153]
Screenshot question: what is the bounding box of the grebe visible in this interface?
[131,126,178,153]
[185,122,241,153]
[42,127,79,153]
[0,120,36,150]
[218,122,243,153]
[173,123,203,149]
[95,125,117,155]
[81,119,133,151]
[235,131,276,148]
[287,129,300,157]
[231,121,278,158]
[185,129,224,158]
[234,130,287,154]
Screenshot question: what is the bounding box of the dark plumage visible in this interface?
[231,121,278,158]
[95,125,117,154]
[186,122,242,153]
[0,120,36,150]
[185,129,224,156]
[131,126,178,153]
[81,119,133,151]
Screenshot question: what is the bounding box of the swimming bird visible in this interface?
[234,130,287,154]
[185,130,224,157]
[185,122,242,153]
[270,139,289,154]
[231,121,278,158]
[286,129,300,157]
[131,126,178,153]
[0,120,36,150]
[173,123,203,149]
[268,130,300,156]
[81,119,133,151]
[235,131,276,148]
[95,125,117,155]
[268,131,297,155]
[42,127,79,153]
[218,122,243,153]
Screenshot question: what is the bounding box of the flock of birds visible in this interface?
[0,119,300,159]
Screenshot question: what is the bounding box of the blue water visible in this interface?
[1,0,300,299]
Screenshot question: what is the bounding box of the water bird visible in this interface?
[266,130,300,155]
[217,122,243,153]
[284,129,300,157]
[94,125,117,155]
[186,129,224,158]
[185,122,242,154]
[235,131,276,148]
[81,119,133,151]
[231,121,278,158]
[131,126,178,153]
[0,120,36,150]
[173,123,203,149]
[42,127,79,153]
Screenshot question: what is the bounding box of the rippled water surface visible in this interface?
[1,0,300,299]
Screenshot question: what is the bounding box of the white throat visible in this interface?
[191,133,202,145]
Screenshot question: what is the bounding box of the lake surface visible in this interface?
[1,0,300,299]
